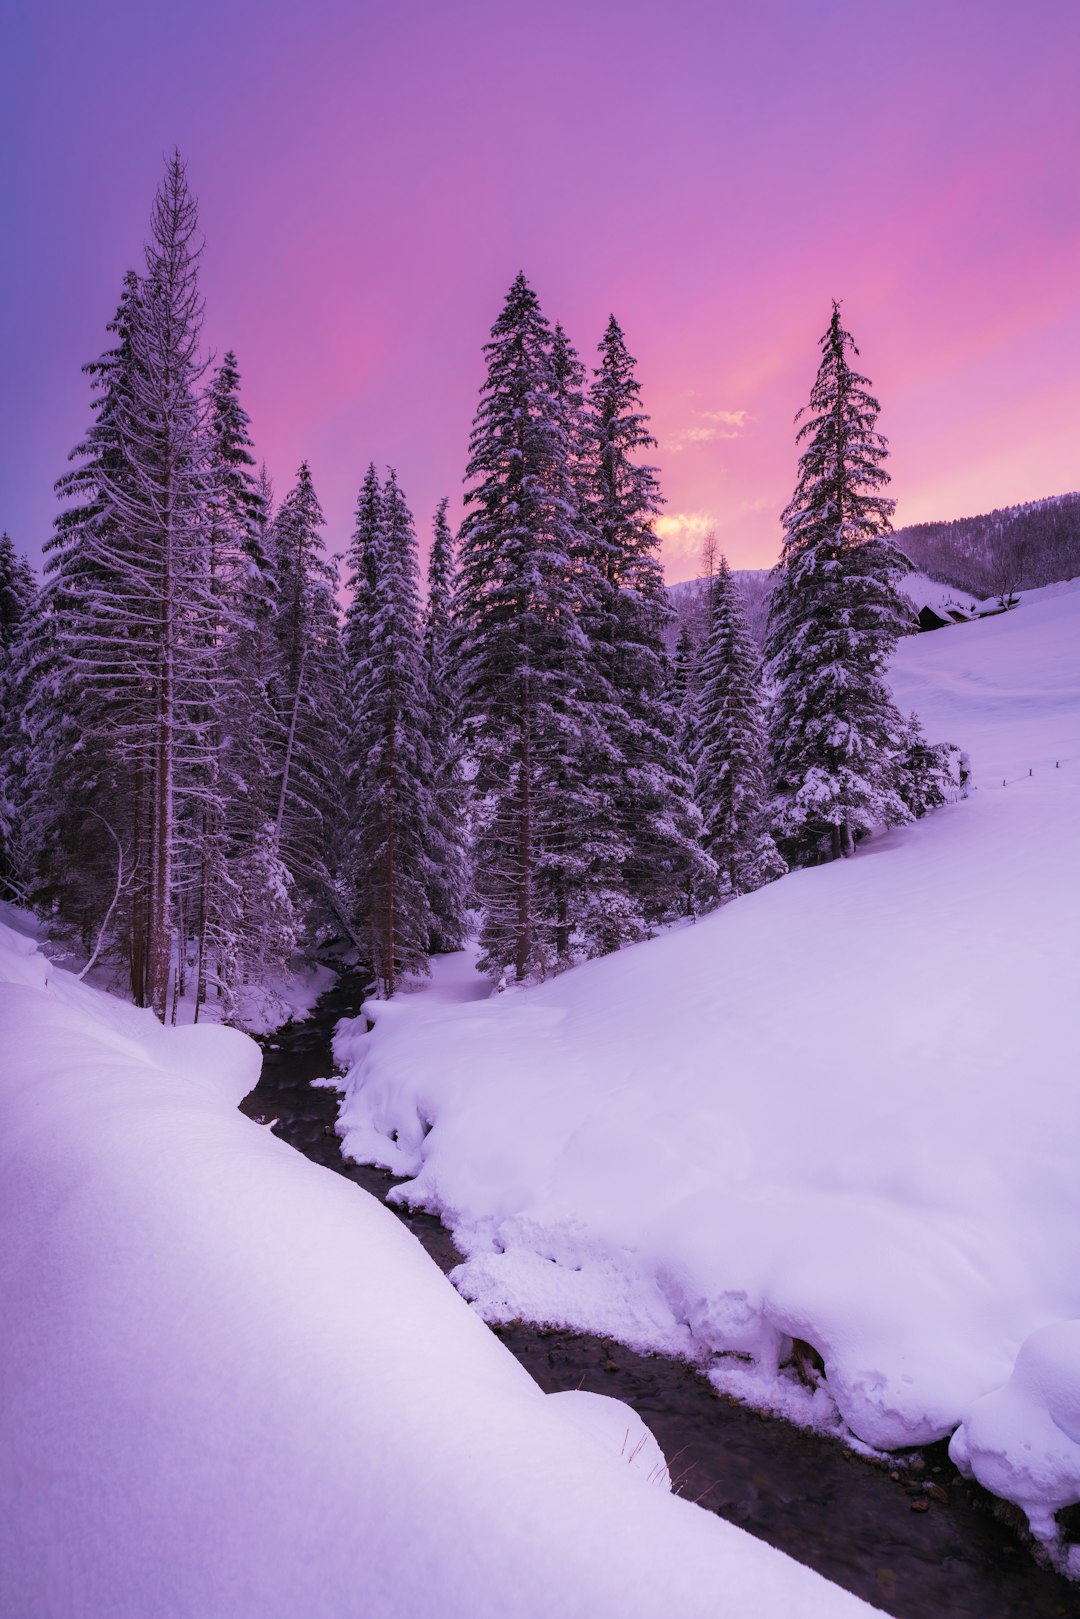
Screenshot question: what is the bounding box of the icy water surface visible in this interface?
[239,973,1078,1619]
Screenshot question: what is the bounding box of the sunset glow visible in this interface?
[3,0,1078,580]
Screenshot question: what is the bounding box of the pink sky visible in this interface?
[3,0,1078,581]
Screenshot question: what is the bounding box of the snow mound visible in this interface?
[335,578,1080,1550]
[548,1389,672,1490]
[0,921,871,1618]
[951,1321,1080,1563]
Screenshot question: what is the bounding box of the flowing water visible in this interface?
[239,973,1077,1619]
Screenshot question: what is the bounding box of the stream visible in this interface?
[239,972,1077,1619]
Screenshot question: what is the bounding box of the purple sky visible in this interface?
[3,0,1078,581]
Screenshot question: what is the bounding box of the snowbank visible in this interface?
[0,920,871,1618]
[335,579,1080,1556]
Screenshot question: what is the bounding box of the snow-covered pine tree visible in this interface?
[766,303,916,863]
[548,320,639,955]
[0,534,39,901]
[41,157,214,1016]
[340,463,382,938]
[456,275,628,981]
[349,471,435,995]
[897,714,968,819]
[694,555,785,900]
[585,315,710,919]
[33,272,143,964]
[344,462,382,677]
[672,620,701,765]
[423,499,470,952]
[107,153,221,1018]
[268,461,348,937]
[199,350,295,1017]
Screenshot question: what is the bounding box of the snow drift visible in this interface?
[0,912,871,1618]
[335,579,1080,1562]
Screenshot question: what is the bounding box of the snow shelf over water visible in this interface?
[0,913,872,1618]
[335,579,1080,1569]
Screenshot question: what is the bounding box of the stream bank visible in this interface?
[239,974,1076,1619]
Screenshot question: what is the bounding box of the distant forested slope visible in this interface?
[667,493,1080,644]
[893,491,1080,597]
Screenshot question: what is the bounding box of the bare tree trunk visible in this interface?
[78,814,129,982]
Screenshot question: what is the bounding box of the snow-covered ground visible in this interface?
[335,578,1080,1567]
[0,911,872,1617]
[900,569,982,618]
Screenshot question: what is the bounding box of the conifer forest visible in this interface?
[0,156,963,1021]
[5,7,1080,1614]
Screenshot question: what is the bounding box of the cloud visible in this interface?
[653,512,719,580]
[662,406,749,452]
[700,409,749,429]
[654,511,715,542]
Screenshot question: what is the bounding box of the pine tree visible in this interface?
[423,499,471,951]
[672,620,701,764]
[0,535,38,901]
[344,462,382,676]
[456,275,628,981]
[766,303,916,863]
[549,320,639,954]
[34,272,143,959]
[349,471,435,994]
[695,556,785,899]
[269,461,348,935]
[897,715,967,819]
[41,156,214,1016]
[585,315,709,919]
[199,351,294,1017]
[108,152,217,1017]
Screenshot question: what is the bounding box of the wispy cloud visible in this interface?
[700,409,749,429]
[663,406,749,452]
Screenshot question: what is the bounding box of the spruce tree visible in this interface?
[349,471,435,994]
[344,462,382,676]
[672,620,701,765]
[0,535,38,901]
[42,156,214,1015]
[695,556,785,899]
[549,319,638,954]
[423,499,470,952]
[35,272,143,961]
[456,274,628,981]
[269,461,348,934]
[108,152,216,1017]
[585,315,709,919]
[200,351,293,1017]
[766,303,916,863]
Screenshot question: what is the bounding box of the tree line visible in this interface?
[0,156,962,1020]
[893,491,1080,602]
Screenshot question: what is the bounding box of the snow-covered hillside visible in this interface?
[336,579,1080,1566]
[0,911,872,1618]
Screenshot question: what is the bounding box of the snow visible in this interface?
[951,1321,1080,1572]
[335,578,1080,1559]
[901,569,981,617]
[0,919,872,1617]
